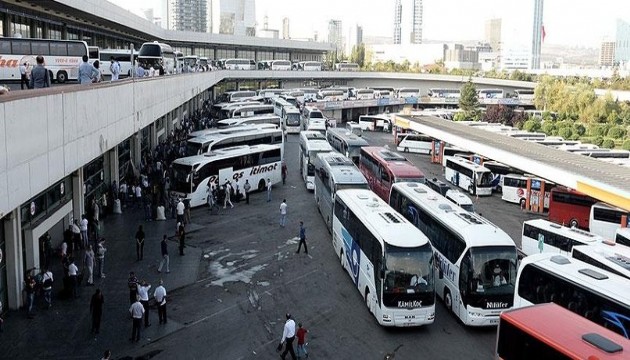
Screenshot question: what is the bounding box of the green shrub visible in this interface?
[606,126,627,139]
[592,136,604,146]
[601,138,616,149]
[557,127,573,139]
[523,119,542,133]
[572,123,586,136]
[622,139,630,150]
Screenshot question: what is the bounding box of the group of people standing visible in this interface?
[127,272,168,342]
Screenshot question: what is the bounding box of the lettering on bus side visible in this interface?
[435,253,456,282]
[0,57,19,68]
[250,163,278,176]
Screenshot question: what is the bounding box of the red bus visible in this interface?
[358,146,425,201]
[548,186,598,230]
[497,303,629,360]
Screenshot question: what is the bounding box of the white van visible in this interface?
[396,133,433,154]
[445,189,475,212]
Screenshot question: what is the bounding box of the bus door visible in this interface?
[218,167,236,189]
[376,166,392,200]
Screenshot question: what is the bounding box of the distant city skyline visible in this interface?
[107,0,628,47]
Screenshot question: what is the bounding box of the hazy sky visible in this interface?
[107,0,626,47]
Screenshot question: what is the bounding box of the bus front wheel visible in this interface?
[365,289,371,314]
[339,250,344,268]
[444,288,452,312]
[257,179,266,192]
[56,71,67,83]
[404,147,409,153]
[569,219,579,228]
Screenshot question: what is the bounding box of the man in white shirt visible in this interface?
[19,62,29,89]
[129,296,145,342]
[42,268,54,308]
[267,178,272,202]
[135,185,142,209]
[223,181,234,209]
[176,199,185,224]
[279,199,288,227]
[137,280,151,327]
[80,215,89,249]
[68,258,79,299]
[279,313,297,360]
[154,280,167,324]
[109,57,120,81]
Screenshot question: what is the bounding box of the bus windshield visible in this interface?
[468,246,517,297]
[286,113,301,126]
[476,171,494,187]
[171,163,193,192]
[186,142,208,157]
[138,44,161,57]
[384,243,435,307]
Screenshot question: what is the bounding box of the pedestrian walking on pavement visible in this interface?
[137,280,151,327]
[24,273,36,318]
[158,235,170,273]
[80,215,89,249]
[68,257,79,299]
[296,221,308,254]
[176,198,185,224]
[128,272,138,304]
[154,280,167,324]
[129,295,144,342]
[84,245,95,285]
[243,179,251,204]
[135,225,145,261]
[279,313,297,360]
[223,181,234,209]
[282,162,288,185]
[267,178,272,202]
[96,239,107,278]
[234,178,241,202]
[296,322,309,359]
[42,268,54,308]
[71,220,81,252]
[280,199,288,227]
[90,288,104,334]
[178,223,186,256]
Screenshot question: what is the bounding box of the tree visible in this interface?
[484,105,513,124]
[459,79,479,115]
[523,119,542,132]
[350,43,366,68]
[622,139,630,150]
[601,138,616,149]
[557,127,573,139]
[607,126,627,139]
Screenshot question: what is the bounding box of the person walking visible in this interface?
[157,235,170,273]
[78,55,98,84]
[68,257,79,299]
[223,181,234,209]
[280,199,288,227]
[71,220,81,252]
[176,198,185,224]
[137,280,151,327]
[282,162,288,185]
[29,55,51,89]
[90,288,104,334]
[154,280,167,324]
[129,295,144,342]
[243,180,251,204]
[135,225,145,261]
[25,273,36,318]
[80,215,89,249]
[127,272,139,304]
[42,268,54,308]
[96,239,107,278]
[279,313,297,360]
[296,221,308,254]
[296,322,309,359]
[110,57,120,81]
[19,62,30,89]
[267,178,272,202]
[84,245,95,286]
[93,60,102,83]
[178,223,186,256]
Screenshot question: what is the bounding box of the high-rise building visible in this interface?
[167,0,207,32]
[282,17,290,39]
[209,0,256,36]
[531,0,544,69]
[393,0,422,45]
[328,19,343,54]
[485,18,502,52]
[600,40,616,67]
[393,0,402,44]
[500,0,544,70]
[615,19,630,65]
[356,25,363,46]
[411,0,423,44]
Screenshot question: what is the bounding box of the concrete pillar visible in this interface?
[61,24,68,40]
[42,22,49,39]
[30,19,37,38]
[131,131,142,173]
[72,169,85,222]
[254,50,259,62]
[2,13,10,37]
[4,210,23,310]
[235,49,239,59]
[108,147,119,187]
[166,112,174,135]
[149,122,158,151]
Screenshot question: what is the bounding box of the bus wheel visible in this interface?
[365,289,371,314]
[404,147,409,153]
[339,250,344,268]
[57,71,67,83]
[257,179,266,192]
[444,288,452,312]
[569,219,579,228]
[468,186,474,196]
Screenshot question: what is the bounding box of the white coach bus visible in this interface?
[333,189,436,327]
[390,182,518,326]
[170,144,282,207]
[444,157,494,196]
[299,131,333,190]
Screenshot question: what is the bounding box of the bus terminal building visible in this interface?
[0,0,332,311]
